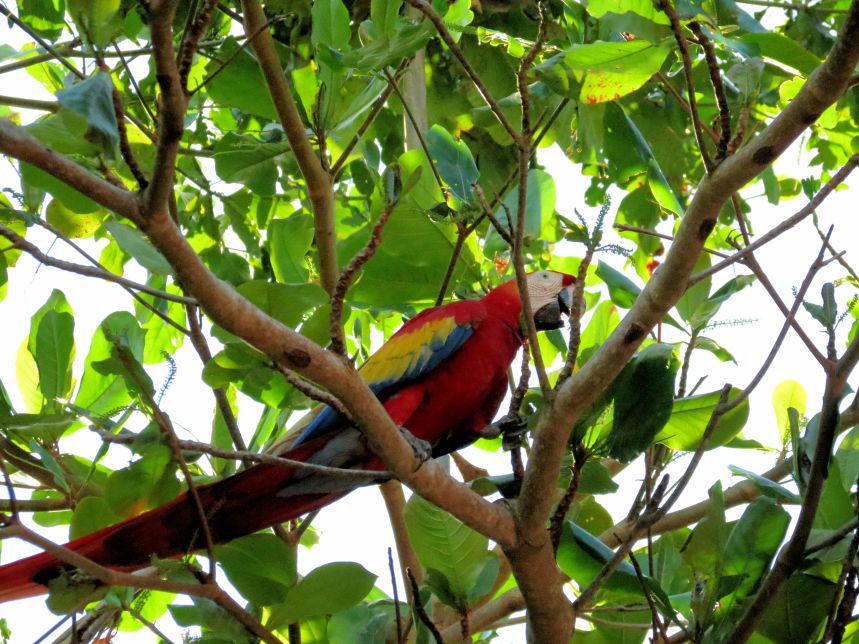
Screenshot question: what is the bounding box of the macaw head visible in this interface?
[525,270,576,330]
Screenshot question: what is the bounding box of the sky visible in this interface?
[1,8,859,643]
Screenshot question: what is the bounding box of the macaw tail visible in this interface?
[0,438,366,602]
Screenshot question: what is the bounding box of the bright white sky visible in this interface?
[1,9,858,643]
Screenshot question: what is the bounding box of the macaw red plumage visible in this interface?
[0,271,574,601]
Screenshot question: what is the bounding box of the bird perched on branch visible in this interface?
[0,270,574,602]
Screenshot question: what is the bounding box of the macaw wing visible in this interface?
[291,301,485,446]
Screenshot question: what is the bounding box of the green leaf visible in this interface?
[596,260,640,309]
[311,0,352,51]
[717,498,789,615]
[17,339,44,414]
[68,0,121,47]
[74,312,145,416]
[370,0,403,35]
[340,21,435,71]
[738,32,821,76]
[426,125,479,203]
[45,198,105,239]
[105,444,175,516]
[656,387,750,451]
[20,162,100,214]
[535,39,672,104]
[586,0,670,25]
[205,41,277,120]
[727,466,800,503]
[213,134,291,197]
[34,309,75,404]
[103,221,173,275]
[237,281,328,328]
[216,534,297,606]
[617,105,683,215]
[55,72,119,158]
[756,573,837,643]
[404,494,489,608]
[675,253,711,324]
[772,379,807,443]
[485,169,557,253]
[694,337,736,363]
[70,495,120,539]
[268,215,314,284]
[681,482,727,579]
[266,562,376,628]
[605,343,678,462]
[689,275,755,330]
[556,521,642,597]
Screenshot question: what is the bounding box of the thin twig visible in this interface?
[330,199,398,356]
[435,226,467,306]
[0,3,83,79]
[274,365,350,417]
[389,547,404,644]
[177,0,219,91]
[406,567,443,644]
[184,302,249,456]
[330,60,409,178]
[690,153,859,285]
[405,0,520,143]
[87,425,385,480]
[0,224,195,304]
[689,22,731,161]
[628,552,670,642]
[512,1,551,398]
[660,1,713,172]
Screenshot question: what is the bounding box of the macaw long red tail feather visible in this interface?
[0,441,351,602]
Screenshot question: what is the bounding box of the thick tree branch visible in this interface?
[0,120,140,222]
[144,1,187,219]
[240,0,338,295]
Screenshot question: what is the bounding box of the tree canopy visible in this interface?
[1,0,859,642]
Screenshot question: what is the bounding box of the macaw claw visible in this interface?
[399,427,433,465]
[478,413,529,449]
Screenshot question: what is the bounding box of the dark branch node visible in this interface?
[752,145,777,164]
[282,348,311,369]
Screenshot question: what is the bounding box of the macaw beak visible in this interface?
[534,288,573,330]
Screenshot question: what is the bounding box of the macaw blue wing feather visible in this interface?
[292,306,481,446]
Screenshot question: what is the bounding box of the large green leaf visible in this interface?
[404,494,489,608]
[556,521,643,597]
[269,215,314,284]
[605,343,679,462]
[216,534,297,606]
[771,379,807,443]
[205,41,278,120]
[426,124,479,203]
[717,498,789,615]
[755,573,837,643]
[535,39,672,104]
[485,169,557,253]
[237,281,328,328]
[213,134,291,197]
[586,0,670,25]
[55,72,119,158]
[311,0,351,51]
[103,221,173,275]
[74,312,146,416]
[34,309,75,404]
[656,387,750,451]
[266,562,376,628]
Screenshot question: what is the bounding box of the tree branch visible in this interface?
[240,0,338,295]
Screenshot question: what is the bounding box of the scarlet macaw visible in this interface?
[0,270,575,601]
